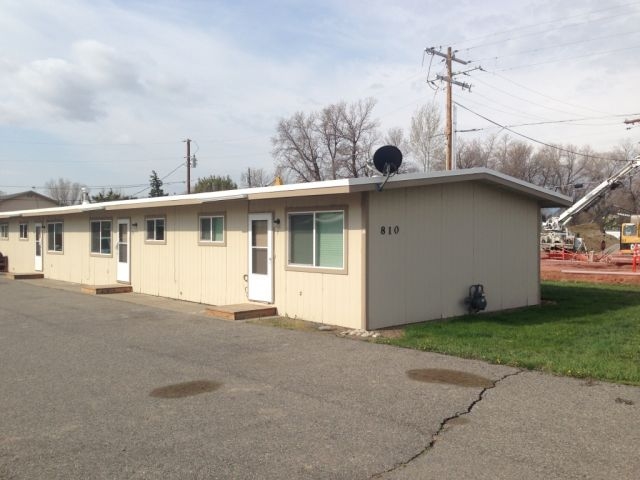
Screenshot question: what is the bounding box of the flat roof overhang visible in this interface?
[0,168,570,219]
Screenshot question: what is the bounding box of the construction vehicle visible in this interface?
[541,156,640,253]
[619,214,640,255]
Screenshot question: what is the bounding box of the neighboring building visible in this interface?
[0,191,58,212]
[0,169,570,329]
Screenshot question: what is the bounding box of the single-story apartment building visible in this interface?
[0,168,570,330]
[0,190,58,212]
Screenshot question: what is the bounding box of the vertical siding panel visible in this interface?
[472,185,503,311]
[440,184,474,318]
[500,194,530,308]
[402,186,443,324]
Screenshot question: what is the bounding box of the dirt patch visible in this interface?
[406,368,493,388]
[150,380,222,399]
[376,328,404,339]
[541,260,640,286]
[248,316,348,334]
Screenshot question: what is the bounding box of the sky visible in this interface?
[1,0,639,196]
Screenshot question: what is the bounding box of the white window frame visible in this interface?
[19,223,28,240]
[287,209,346,272]
[199,214,225,245]
[90,219,112,255]
[47,221,64,253]
[0,223,8,240]
[145,216,166,243]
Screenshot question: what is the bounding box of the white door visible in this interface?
[34,223,43,272]
[248,213,273,303]
[116,219,130,283]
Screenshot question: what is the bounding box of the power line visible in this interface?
[0,140,181,146]
[492,44,640,72]
[486,71,616,116]
[465,90,640,127]
[453,101,619,161]
[472,75,603,117]
[456,3,640,51]
[464,93,553,122]
[129,162,186,198]
[0,181,185,190]
[471,29,640,63]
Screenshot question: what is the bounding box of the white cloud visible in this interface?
[0,0,638,193]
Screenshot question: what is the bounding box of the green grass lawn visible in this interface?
[382,282,640,385]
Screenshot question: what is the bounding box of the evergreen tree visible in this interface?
[149,170,166,197]
[91,188,131,202]
[193,175,237,193]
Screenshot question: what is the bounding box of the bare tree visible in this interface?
[410,102,445,172]
[272,111,324,182]
[384,127,418,173]
[318,103,345,180]
[272,98,381,182]
[337,98,379,178]
[456,134,497,169]
[241,168,272,187]
[44,178,85,206]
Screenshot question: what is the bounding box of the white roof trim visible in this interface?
[0,169,570,219]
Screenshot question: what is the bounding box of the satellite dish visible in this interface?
[373,145,403,175]
[372,145,403,191]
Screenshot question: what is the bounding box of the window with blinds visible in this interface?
[90,220,112,255]
[199,215,224,243]
[289,211,344,269]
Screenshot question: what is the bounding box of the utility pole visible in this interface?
[425,47,473,170]
[185,139,191,194]
[183,139,197,194]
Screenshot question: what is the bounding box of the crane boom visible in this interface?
[543,157,640,232]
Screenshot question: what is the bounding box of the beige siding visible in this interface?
[253,194,364,329]
[0,220,37,272]
[367,182,541,329]
[0,196,57,212]
[0,216,114,284]
[1,197,364,329]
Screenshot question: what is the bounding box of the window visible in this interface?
[623,224,637,236]
[19,223,28,240]
[199,215,224,244]
[0,223,8,240]
[91,220,112,255]
[289,211,344,269]
[47,222,63,252]
[146,217,165,242]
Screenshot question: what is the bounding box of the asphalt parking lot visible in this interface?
[1,278,639,479]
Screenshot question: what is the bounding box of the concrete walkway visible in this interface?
[1,277,638,479]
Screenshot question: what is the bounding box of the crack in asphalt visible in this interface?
[370,369,524,479]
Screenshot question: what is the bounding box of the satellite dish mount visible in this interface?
[372,145,403,191]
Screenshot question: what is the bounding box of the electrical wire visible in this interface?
[0,140,181,146]
[453,101,620,161]
[458,3,640,51]
[486,71,616,116]
[471,29,640,63]
[129,162,186,198]
[472,75,600,117]
[0,181,185,190]
[492,44,640,72]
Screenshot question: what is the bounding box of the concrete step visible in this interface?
[206,303,277,321]
[3,273,45,280]
[81,284,133,295]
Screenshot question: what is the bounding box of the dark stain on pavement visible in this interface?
[150,380,222,399]
[406,368,493,388]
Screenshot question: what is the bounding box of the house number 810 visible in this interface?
[380,226,400,235]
